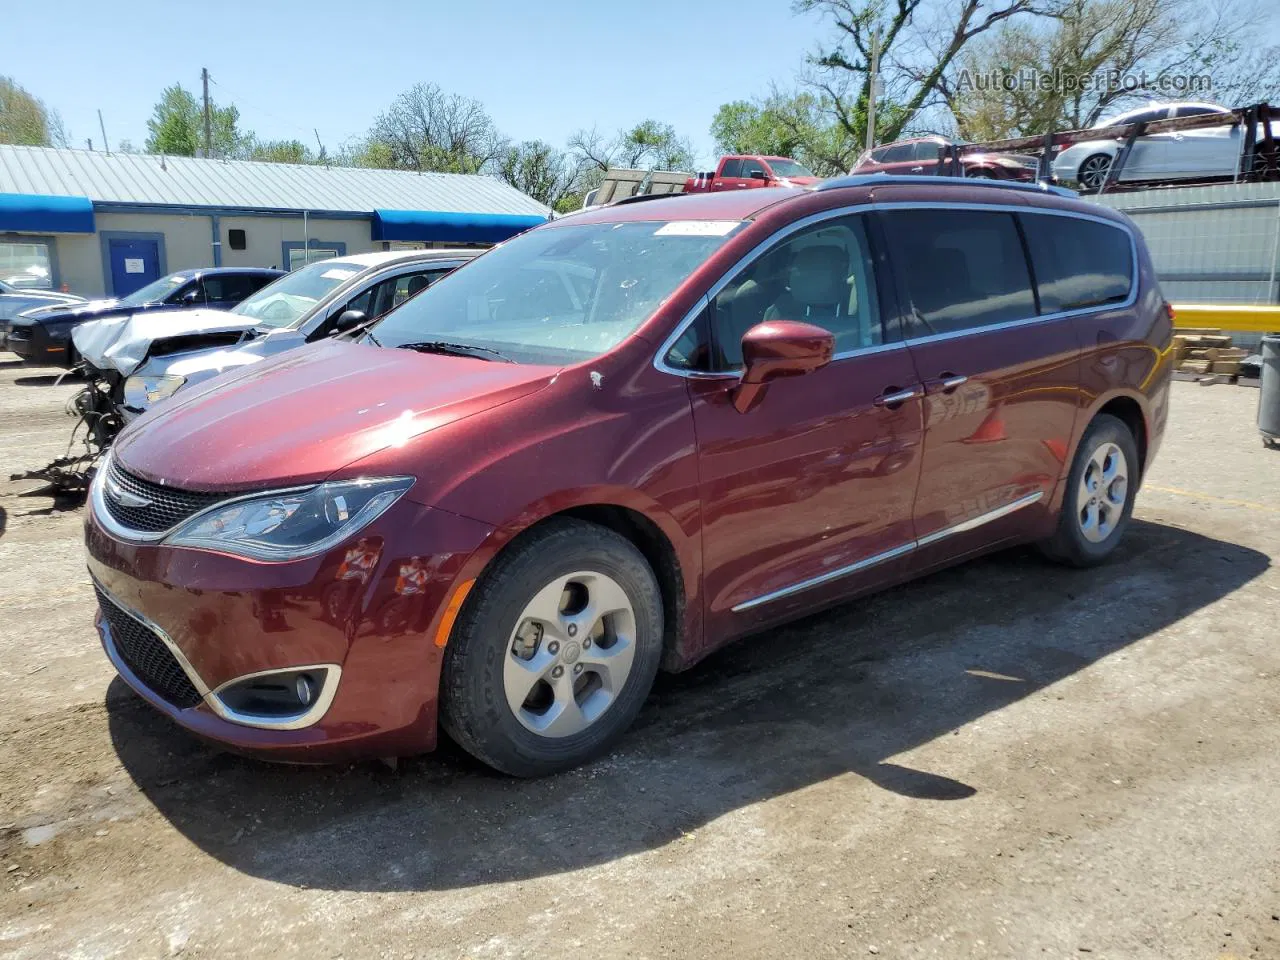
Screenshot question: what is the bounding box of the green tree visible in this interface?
[493,139,585,210]
[0,75,67,147]
[568,120,696,174]
[711,89,862,175]
[360,82,503,173]
[795,0,1060,145]
[245,138,313,164]
[945,0,1280,140]
[144,84,244,157]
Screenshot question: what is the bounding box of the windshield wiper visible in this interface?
[395,341,513,362]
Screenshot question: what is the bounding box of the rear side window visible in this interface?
[881,209,1036,337]
[1020,214,1134,313]
[880,143,914,162]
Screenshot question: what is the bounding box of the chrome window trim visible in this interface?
[730,491,1043,613]
[94,573,342,730]
[651,201,1140,379]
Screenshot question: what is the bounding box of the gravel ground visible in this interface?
[1,355,1278,960]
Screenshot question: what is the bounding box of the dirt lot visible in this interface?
[1,355,1278,960]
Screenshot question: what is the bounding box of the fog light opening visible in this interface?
[213,666,335,725]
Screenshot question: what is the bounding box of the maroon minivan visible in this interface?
[85,176,1171,776]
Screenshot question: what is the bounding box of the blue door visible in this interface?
[107,237,161,297]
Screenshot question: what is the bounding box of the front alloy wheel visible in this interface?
[504,572,637,737]
[441,518,664,777]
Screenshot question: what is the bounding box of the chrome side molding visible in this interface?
[731,491,1044,613]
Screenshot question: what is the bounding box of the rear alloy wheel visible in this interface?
[1077,153,1114,191]
[965,169,996,179]
[1040,414,1140,567]
[441,518,663,777]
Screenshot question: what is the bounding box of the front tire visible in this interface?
[440,518,664,777]
[1040,414,1139,567]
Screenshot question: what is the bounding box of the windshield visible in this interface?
[121,274,188,307]
[768,159,815,178]
[370,220,742,364]
[233,259,365,328]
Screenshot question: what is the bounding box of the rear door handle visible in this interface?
[874,385,923,409]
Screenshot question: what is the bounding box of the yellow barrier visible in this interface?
[1172,303,1280,334]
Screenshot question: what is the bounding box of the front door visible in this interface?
[671,211,924,641]
[107,236,161,297]
[877,206,1081,571]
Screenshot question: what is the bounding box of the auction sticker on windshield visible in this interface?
[321,269,359,281]
[654,221,742,236]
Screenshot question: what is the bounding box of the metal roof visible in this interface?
[0,145,551,217]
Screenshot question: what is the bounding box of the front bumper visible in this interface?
[2,321,69,363]
[85,493,495,761]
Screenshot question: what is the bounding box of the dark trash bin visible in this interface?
[1261,334,1280,447]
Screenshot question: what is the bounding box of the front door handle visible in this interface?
[925,373,968,394]
[874,385,923,409]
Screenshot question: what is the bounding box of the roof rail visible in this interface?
[610,191,692,207]
[816,173,1077,199]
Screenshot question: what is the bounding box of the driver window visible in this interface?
[705,214,884,369]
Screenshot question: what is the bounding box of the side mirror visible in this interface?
[180,288,202,304]
[733,321,834,413]
[749,169,769,180]
[332,309,368,335]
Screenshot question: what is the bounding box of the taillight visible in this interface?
[1164,301,1176,322]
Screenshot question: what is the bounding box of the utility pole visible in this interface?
[98,109,110,154]
[201,67,212,158]
[865,27,882,153]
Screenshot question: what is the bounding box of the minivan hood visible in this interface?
[73,308,246,374]
[112,339,559,490]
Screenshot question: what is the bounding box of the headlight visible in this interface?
[165,477,414,561]
[124,374,186,407]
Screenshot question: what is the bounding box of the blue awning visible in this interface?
[372,209,547,243]
[0,193,95,234]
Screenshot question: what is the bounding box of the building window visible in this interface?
[282,240,347,271]
[0,238,55,290]
[228,229,247,251]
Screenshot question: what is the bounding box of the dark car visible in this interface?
[853,136,1040,180]
[0,279,85,321]
[2,267,283,366]
[85,176,1170,776]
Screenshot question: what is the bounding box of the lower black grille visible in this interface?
[101,459,227,534]
[95,586,203,709]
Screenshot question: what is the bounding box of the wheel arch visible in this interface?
[453,493,699,673]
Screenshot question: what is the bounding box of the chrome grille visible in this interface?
[95,586,203,709]
[101,459,226,534]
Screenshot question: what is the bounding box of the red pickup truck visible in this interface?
[684,155,821,192]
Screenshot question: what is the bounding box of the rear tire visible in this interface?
[1039,414,1139,567]
[440,518,664,777]
[1077,153,1114,192]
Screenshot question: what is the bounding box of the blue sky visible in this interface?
[5,0,827,167]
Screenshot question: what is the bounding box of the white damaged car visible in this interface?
[72,248,477,425]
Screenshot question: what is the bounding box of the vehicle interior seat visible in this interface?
[764,244,850,326]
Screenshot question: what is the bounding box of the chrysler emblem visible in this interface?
[105,474,152,509]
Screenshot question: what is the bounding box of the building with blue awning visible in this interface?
[0,145,550,298]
